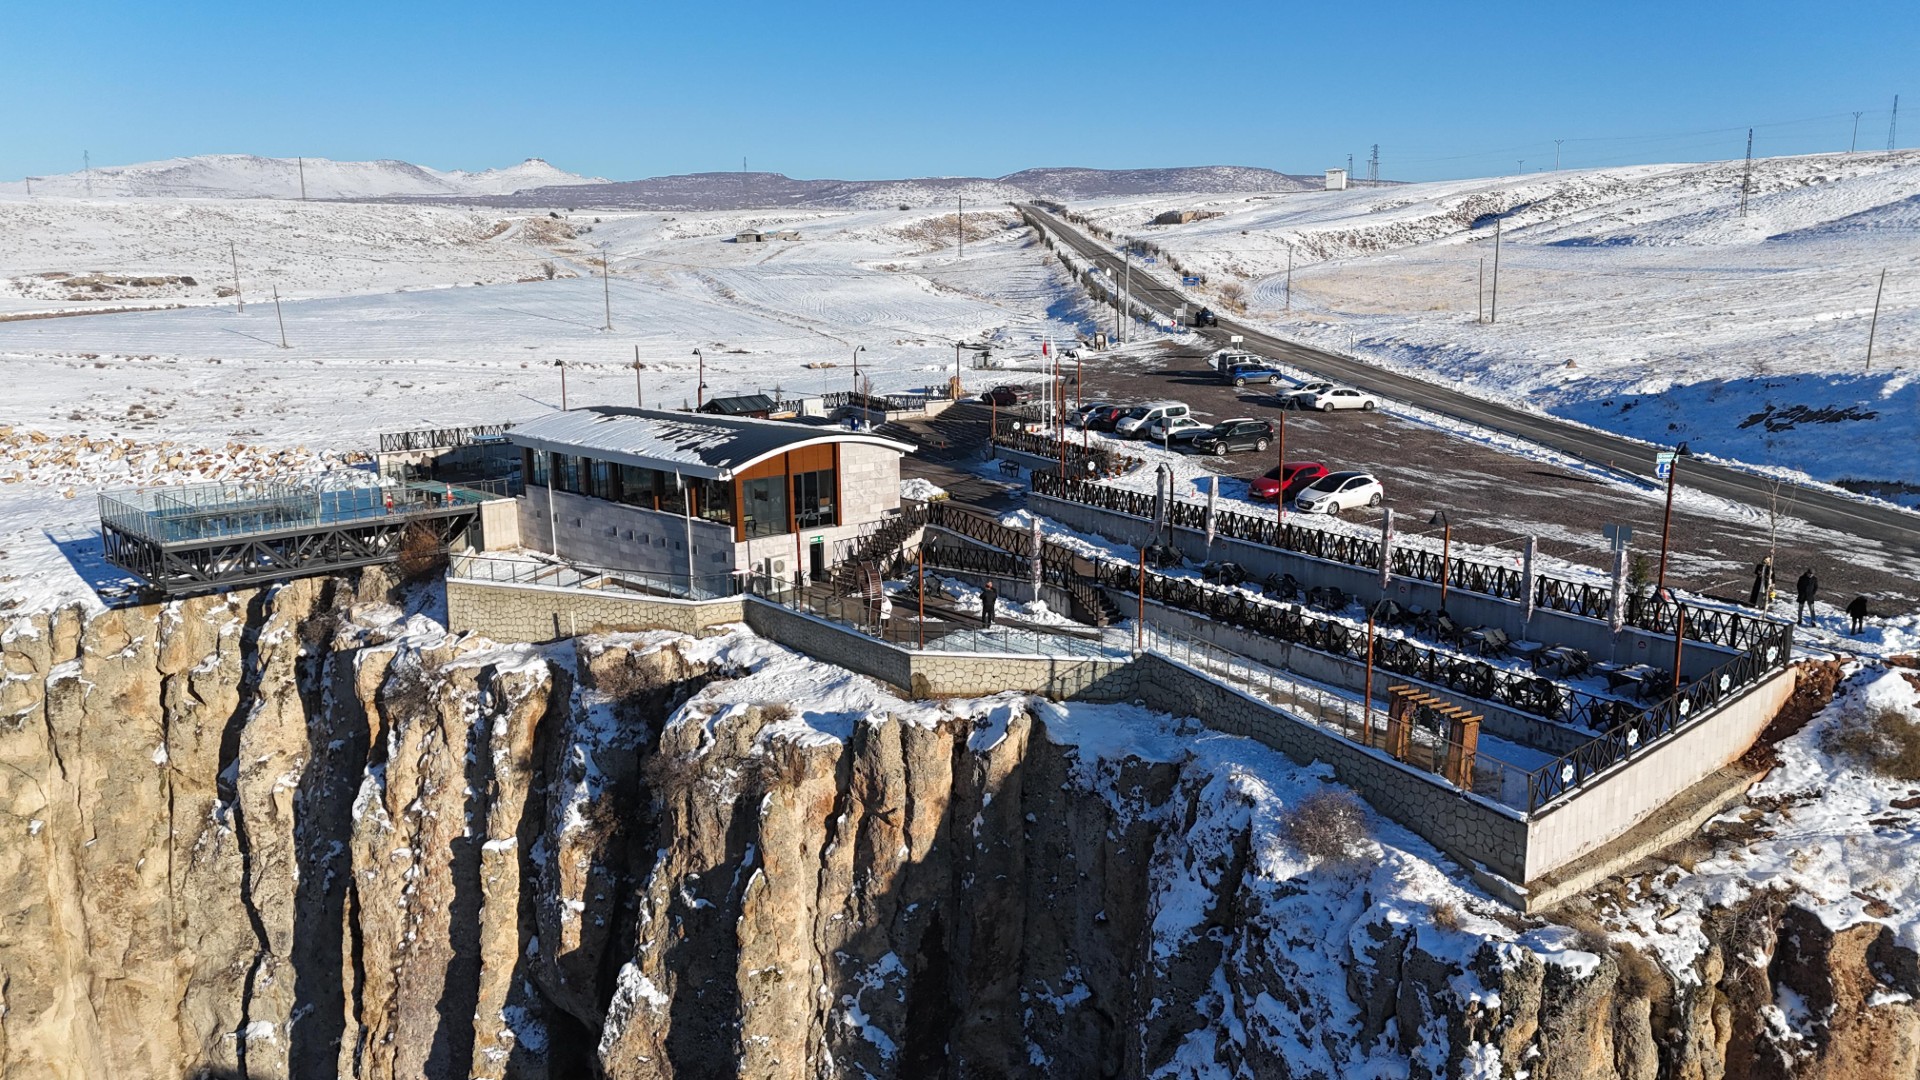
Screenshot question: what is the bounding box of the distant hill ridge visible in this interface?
[3,155,1332,207]
[0,154,606,200]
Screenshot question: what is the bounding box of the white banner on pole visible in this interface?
[1378,508,1394,591]
[1522,537,1539,622]
[1610,546,1629,632]
[1205,479,1218,548]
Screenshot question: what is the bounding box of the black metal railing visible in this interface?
[991,431,1143,479]
[1031,472,1789,651]
[376,424,514,453]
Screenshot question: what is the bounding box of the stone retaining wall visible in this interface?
[446,578,745,643]
[1133,653,1531,887]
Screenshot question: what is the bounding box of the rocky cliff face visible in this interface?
[1,581,1913,1079]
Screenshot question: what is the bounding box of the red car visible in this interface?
[1251,462,1328,502]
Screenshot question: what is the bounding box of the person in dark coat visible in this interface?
[1795,568,1818,626]
[980,580,998,628]
[1846,595,1869,635]
[1748,556,1774,608]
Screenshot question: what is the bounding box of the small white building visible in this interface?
[1325,168,1348,191]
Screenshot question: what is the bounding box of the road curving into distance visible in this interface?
[1016,202,1920,564]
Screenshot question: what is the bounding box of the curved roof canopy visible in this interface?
[507,406,913,481]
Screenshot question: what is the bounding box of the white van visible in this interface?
[1114,401,1191,439]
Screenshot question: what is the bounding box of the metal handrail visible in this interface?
[1031,472,1791,650]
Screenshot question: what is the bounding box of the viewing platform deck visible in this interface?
[99,477,510,597]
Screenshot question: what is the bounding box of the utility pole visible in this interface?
[1489,214,1502,323]
[600,242,613,330]
[297,157,307,201]
[1478,256,1485,323]
[228,241,244,313]
[1122,246,1133,342]
[1555,139,1563,170]
[1284,245,1293,312]
[693,348,706,408]
[633,345,644,407]
[84,150,92,197]
[1518,159,1524,174]
[1891,95,1901,153]
[1866,269,1886,372]
[1367,144,1379,182]
[1851,111,1864,153]
[957,196,964,258]
[22,177,30,197]
[271,285,289,348]
[1740,129,1754,218]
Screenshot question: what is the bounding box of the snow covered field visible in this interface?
[0,194,1100,613]
[1074,150,1920,488]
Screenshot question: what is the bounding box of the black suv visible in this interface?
[1190,417,1274,456]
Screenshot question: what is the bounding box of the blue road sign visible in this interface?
[1654,452,1675,480]
[1181,275,1201,286]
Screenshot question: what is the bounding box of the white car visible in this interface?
[1114,401,1191,439]
[1293,471,1384,514]
[1145,415,1208,444]
[1278,380,1337,408]
[1302,387,1379,412]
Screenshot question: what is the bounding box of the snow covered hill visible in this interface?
[0,155,604,200]
[1074,150,1920,488]
[416,166,1329,212]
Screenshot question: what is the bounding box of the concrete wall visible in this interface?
[1523,665,1797,881]
[1133,653,1531,884]
[447,577,746,644]
[1122,592,1592,756]
[1032,492,1738,676]
[521,486,735,588]
[477,498,520,551]
[839,442,902,527]
[740,601,1135,700]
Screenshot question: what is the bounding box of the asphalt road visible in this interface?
[1017,203,1920,568]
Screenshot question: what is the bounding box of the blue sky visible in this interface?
[3,0,1912,183]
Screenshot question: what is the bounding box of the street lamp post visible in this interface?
[1363,600,1388,742]
[555,359,568,411]
[852,345,866,415]
[692,348,706,409]
[1276,407,1287,527]
[1428,510,1452,610]
[1654,442,1692,595]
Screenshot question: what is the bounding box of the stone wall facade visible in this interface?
[1133,653,1532,886]
[446,578,745,644]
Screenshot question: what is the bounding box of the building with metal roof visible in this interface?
[507,407,914,589]
[698,394,776,419]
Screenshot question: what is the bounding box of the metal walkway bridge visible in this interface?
[99,478,509,597]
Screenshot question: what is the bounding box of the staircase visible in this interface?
[879,402,993,463]
[833,507,927,593]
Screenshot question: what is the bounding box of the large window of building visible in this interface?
[741,475,789,538]
[616,464,656,509]
[793,468,836,528]
[658,473,689,515]
[590,459,615,501]
[527,449,550,487]
[554,454,583,495]
[698,478,733,526]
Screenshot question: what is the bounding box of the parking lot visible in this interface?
[1044,342,1920,615]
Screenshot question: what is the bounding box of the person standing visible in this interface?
[878,593,893,635]
[1748,556,1773,609]
[1846,595,1869,635]
[980,580,998,628]
[1795,568,1819,627]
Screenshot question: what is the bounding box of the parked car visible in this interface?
[1193,307,1218,327]
[1190,418,1275,456]
[1302,386,1380,412]
[1222,362,1285,388]
[1276,380,1337,408]
[1084,404,1128,432]
[1070,402,1113,427]
[983,384,1037,406]
[1146,415,1209,445]
[1250,462,1329,502]
[1293,471,1385,514]
[1114,401,1191,439]
[1211,349,1264,373]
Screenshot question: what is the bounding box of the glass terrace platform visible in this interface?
[98,477,510,597]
